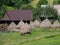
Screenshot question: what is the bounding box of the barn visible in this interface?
[0,10,32,24]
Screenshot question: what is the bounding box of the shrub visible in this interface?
[53,0,60,5]
[57,16,60,22]
[0,5,6,19]
[39,6,58,21]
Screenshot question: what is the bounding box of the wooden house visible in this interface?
[0,10,32,24]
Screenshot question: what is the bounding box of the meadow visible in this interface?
[0,28,60,45]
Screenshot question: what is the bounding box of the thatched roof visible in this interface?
[20,23,30,34]
[40,19,51,28]
[33,20,40,28]
[51,20,60,28]
[8,22,16,30]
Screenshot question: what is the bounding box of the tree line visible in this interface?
[0,0,60,21]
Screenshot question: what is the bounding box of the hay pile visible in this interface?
[16,20,25,31]
[25,23,30,29]
[40,19,51,28]
[8,22,17,31]
[29,21,34,28]
[20,23,31,34]
[51,20,60,28]
[33,20,40,28]
[3,23,8,30]
[0,24,8,31]
[17,20,25,28]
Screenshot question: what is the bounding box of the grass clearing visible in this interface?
[0,28,60,45]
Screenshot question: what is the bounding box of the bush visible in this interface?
[0,5,6,19]
[53,0,60,5]
[39,6,58,21]
[57,16,60,22]
[20,4,33,10]
[32,6,58,21]
[32,8,41,21]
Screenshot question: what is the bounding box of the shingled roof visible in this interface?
[1,10,32,21]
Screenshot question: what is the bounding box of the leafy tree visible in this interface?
[53,0,60,4]
[0,0,7,18]
[39,6,58,21]
[3,0,25,9]
[12,0,24,9]
[4,0,15,6]
[37,0,48,8]
[20,4,33,10]
[23,0,32,4]
[32,6,58,21]
[32,7,42,20]
[0,5,6,19]
[58,16,60,22]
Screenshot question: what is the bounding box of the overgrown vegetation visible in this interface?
[53,0,60,5]
[0,0,60,20]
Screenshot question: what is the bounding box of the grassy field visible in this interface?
[0,28,60,45]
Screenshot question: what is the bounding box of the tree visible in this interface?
[39,6,58,21]
[23,0,32,4]
[32,7,42,20]
[47,0,54,6]
[53,0,60,4]
[13,0,24,9]
[0,5,6,19]
[37,0,48,8]
[20,4,33,10]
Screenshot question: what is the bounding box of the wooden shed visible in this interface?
[0,10,32,24]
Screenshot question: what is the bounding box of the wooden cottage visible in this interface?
[0,10,32,24]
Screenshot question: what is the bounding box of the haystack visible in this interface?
[0,24,4,31]
[51,20,60,28]
[33,20,40,28]
[20,23,31,34]
[17,20,25,28]
[0,24,4,28]
[29,21,34,28]
[40,19,51,28]
[16,20,25,31]
[25,23,30,29]
[8,22,17,31]
[3,23,8,30]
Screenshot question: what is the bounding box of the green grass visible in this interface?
[4,5,16,10]
[0,28,60,45]
[30,0,40,8]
